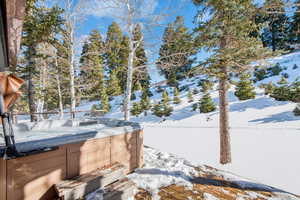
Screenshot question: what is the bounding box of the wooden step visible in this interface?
[87,178,136,200]
[103,178,136,200]
[55,163,125,200]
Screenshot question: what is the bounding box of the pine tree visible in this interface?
[21,4,63,121]
[162,91,170,104]
[270,76,290,101]
[199,93,216,113]
[79,29,105,100]
[118,36,130,92]
[131,102,143,117]
[173,87,181,104]
[192,103,198,111]
[105,22,123,71]
[105,22,125,93]
[107,69,122,96]
[133,24,151,90]
[140,89,151,116]
[293,104,300,116]
[187,90,194,103]
[131,93,136,101]
[285,80,300,114]
[234,73,256,100]
[261,0,290,51]
[99,85,110,113]
[157,16,196,86]
[152,101,173,119]
[193,0,271,164]
[289,0,300,47]
[200,80,214,93]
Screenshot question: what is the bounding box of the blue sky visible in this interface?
[72,0,200,82]
[62,0,296,83]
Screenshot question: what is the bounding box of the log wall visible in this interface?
[0,130,143,200]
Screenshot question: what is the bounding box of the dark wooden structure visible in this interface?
[0,130,144,200]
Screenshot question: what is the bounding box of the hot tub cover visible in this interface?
[0,118,142,156]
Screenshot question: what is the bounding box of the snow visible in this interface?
[128,146,197,199]
[203,193,219,200]
[115,51,300,195]
[128,146,300,200]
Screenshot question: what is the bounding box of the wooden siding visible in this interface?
[111,132,138,173]
[0,130,143,200]
[66,137,111,178]
[0,158,6,200]
[6,146,67,200]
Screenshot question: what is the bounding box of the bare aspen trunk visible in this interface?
[36,61,46,121]
[28,48,38,122]
[57,74,64,120]
[219,66,231,164]
[55,56,64,120]
[124,37,135,121]
[69,25,76,119]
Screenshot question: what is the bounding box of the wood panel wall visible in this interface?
[6,146,67,200]
[0,158,6,200]
[0,130,143,200]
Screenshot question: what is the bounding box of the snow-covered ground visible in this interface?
[129,146,300,200]
[107,51,300,195]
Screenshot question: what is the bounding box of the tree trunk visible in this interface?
[124,35,135,121]
[36,61,46,121]
[219,66,231,164]
[69,25,76,119]
[55,56,64,120]
[28,48,38,122]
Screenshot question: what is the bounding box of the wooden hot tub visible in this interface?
[0,118,143,200]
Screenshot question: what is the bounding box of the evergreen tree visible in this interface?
[140,89,151,116]
[199,93,216,113]
[193,0,271,164]
[152,101,173,119]
[286,80,300,115]
[118,36,130,92]
[234,73,256,100]
[131,102,143,117]
[173,87,181,104]
[105,22,126,93]
[162,91,170,104]
[270,76,290,101]
[192,103,198,111]
[133,24,151,90]
[293,104,300,116]
[79,29,105,100]
[99,86,110,113]
[157,16,196,86]
[289,0,300,47]
[105,22,123,71]
[131,92,137,101]
[107,69,122,96]
[261,0,290,51]
[187,90,194,103]
[200,80,214,93]
[21,4,63,121]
